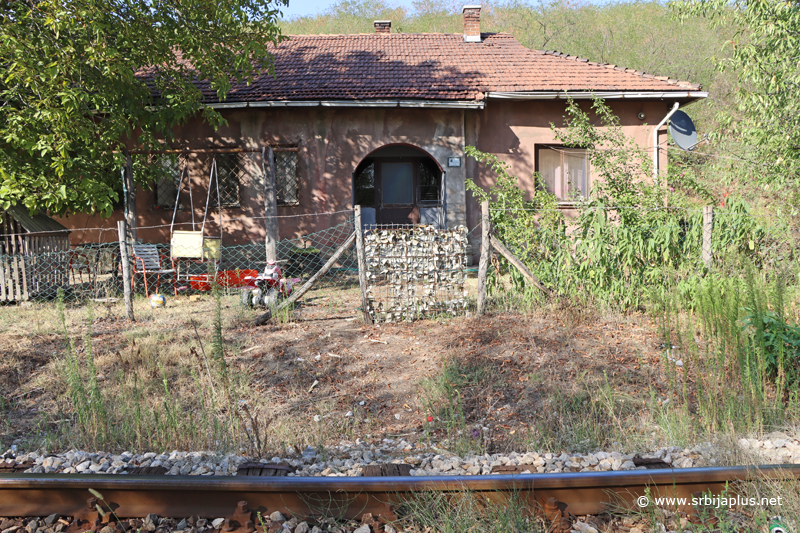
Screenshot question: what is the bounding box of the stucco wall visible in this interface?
[56,99,673,249]
[57,106,468,247]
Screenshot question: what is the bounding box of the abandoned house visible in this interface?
[54,5,707,249]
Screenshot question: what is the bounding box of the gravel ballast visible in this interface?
[3,432,799,477]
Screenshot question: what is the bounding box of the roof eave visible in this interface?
[207,99,486,110]
[487,91,708,103]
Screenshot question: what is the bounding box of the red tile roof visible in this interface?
[180,33,703,103]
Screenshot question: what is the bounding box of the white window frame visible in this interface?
[536,146,590,204]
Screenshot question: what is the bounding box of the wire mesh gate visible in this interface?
[364,225,469,323]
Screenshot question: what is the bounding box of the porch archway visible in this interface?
[353,144,444,227]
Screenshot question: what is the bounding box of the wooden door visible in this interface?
[376,160,419,225]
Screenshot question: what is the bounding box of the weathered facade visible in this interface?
[55,6,706,249]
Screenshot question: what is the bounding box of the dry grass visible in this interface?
[0,280,798,461]
[0,286,663,456]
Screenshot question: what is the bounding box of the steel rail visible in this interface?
[1,466,799,522]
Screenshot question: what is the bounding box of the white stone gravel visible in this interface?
[3,433,799,478]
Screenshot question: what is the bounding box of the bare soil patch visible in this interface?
[0,289,671,454]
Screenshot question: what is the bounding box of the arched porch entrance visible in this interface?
[353,144,444,227]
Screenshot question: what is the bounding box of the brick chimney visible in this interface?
[374,20,391,34]
[463,5,481,42]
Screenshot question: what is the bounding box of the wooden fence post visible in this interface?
[354,206,373,325]
[117,220,135,322]
[477,200,490,316]
[490,235,553,297]
[703,205,713,268]
[264,146,279,262]
[254,232,356,326]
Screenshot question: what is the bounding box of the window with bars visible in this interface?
[536,146,590,203]
[275,150,299,206]
[212,153,242,208]
[152,154,183,208]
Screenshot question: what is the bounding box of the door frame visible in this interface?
[354,154,443,226]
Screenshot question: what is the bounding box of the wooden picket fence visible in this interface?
[0,252,69,302]
[0,255,28,301]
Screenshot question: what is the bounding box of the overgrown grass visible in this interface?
[396,489,544,533]
[529,373,643,454]
[44,289,265,453]
[419,355,489,455]
[659,265,800,438]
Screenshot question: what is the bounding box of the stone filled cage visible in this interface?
[364,224,469,322]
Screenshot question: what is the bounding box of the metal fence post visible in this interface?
[354,205,373,325]
[117,220,135,321]
[477,200,490,315]
[703,205,713,268]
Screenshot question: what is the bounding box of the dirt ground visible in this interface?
[0,285,674,454]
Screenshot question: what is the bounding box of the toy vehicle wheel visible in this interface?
[264,288,279,308]
[251,288,263,307]
[241,289,252,307]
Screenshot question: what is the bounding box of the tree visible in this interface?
[672,0,800,186]
[0,0,286,216]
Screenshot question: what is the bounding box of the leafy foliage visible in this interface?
[672,0,800,186]
[0,0,286,215]
[742,309,800,387]
[464,145,567,296]
[468,98,771,309]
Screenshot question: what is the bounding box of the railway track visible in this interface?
[1,466,798,532]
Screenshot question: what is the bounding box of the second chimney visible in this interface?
[463,5,481,42]
[374,20,391,34]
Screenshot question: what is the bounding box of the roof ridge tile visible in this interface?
[150,35,703,103]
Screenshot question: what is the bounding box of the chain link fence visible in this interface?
[0,212,356,304]
[5,204,795,316]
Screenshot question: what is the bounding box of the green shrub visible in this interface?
[742,308,800,387]
[466,97,776,310]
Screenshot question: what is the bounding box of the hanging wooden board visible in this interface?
[171,231,204,259]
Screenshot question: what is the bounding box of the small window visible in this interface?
[419,160,441,206]
[212,153,242,208]
[152,154,183,208]
[355,162,375,207]
[275,150,299,206]
[537,146,589,202]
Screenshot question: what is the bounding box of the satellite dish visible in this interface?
[669,110,698,151]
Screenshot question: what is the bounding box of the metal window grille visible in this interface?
[419,160,441,206]
[153,154,184,208]
[212,153,242,208]
[276,150,299,206]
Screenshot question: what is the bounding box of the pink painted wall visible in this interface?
[464,98,672,231]
[56,99,674,250]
